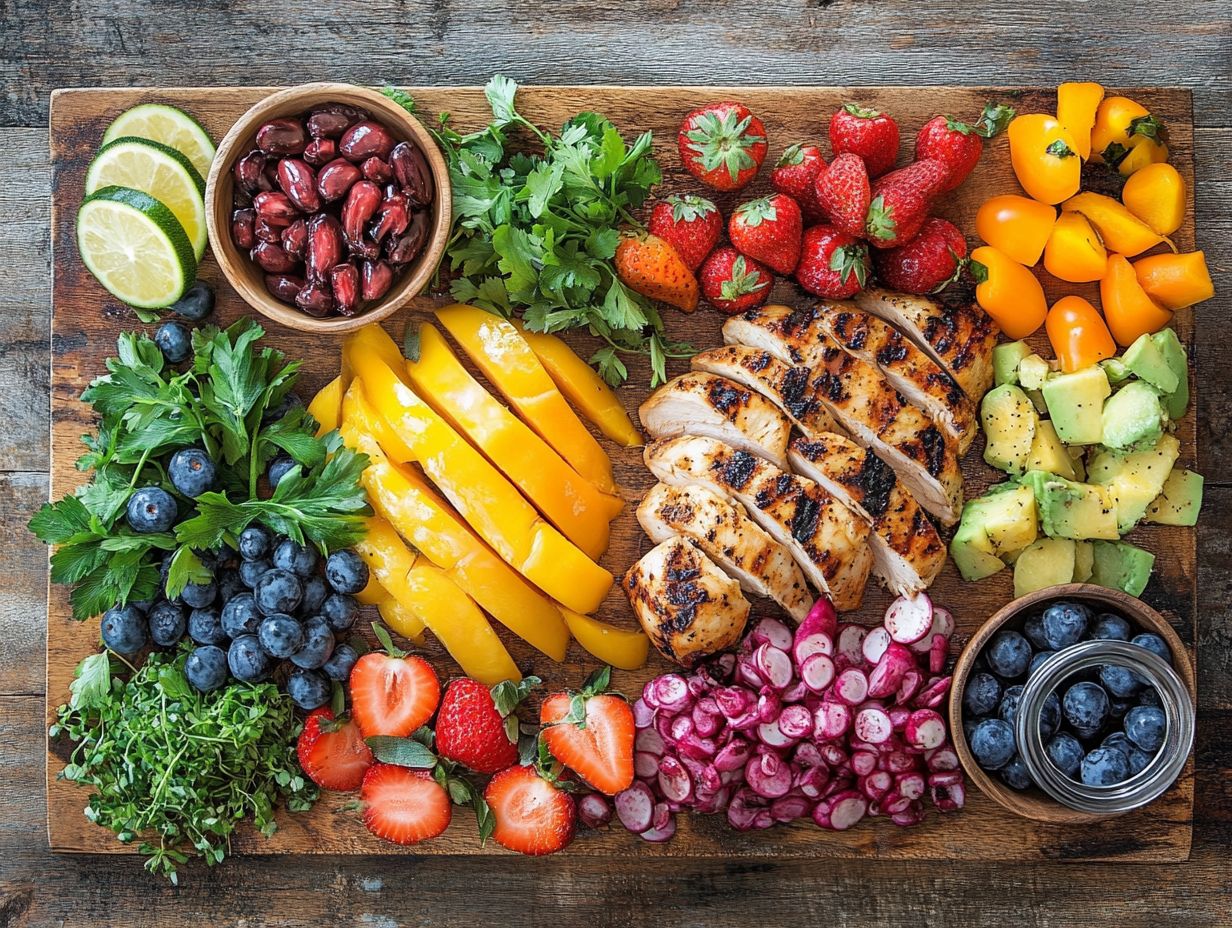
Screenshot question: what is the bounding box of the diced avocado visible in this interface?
[1101,356,1133,385]
[1013,537,1076,598]
[994,341,1033,386]
[1145,467,1204,526]
[981,384,1038,475]
[1087,433,1180,532]
[1018,354,1052,391]
[971,483,1039,558]
[1074,541,1094,583]
[1026,388,1048,415]
[1101,381,1165,450]
[1042,365,1110,445]
[1090,540,1155,598]
[1151,327,1190,419]
[950,520,1007,581]
[1122,333,1179,393]
[1025,470,1120,540]
[1026,419,1078,480]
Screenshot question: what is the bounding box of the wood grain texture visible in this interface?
[44,85,1198,863]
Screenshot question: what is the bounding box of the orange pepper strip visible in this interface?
[1100,254,1173,347]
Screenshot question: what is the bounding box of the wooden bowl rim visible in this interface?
[203,81,452,335]
[948,582,1196,825]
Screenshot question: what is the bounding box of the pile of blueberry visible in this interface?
[963,601,1171,790]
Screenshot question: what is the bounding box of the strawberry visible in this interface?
[678,101,768,191]
[349,627,441,739]
[699,246,774,315]
[829,103,900,178]
[864,158,950,249]
[795,224,871,299]
[728,194,803,275]
[914,104,1016,192]
[614,233,699,312]
[770,143,827,220]
[484,764,576,856]
[873,217,968,295]
[297,706,375,792]
[647,195,722,272]
[539,668,635,796]
[436,677,537,774]
[813,152,871,238]
[361,763,452,846]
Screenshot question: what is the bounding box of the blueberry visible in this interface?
[273,538,319,578]
[300,576,328,615]
[1028,650,1058,675]
[169,281,215,322]
[1109,698,1134,720]
[263,391,303,425]
[228,634,272,683]
[1124,705,1166,753]
[290,617,335,670]
[1040,691,1061,740]
[239,558,272,588]
[1062,681,1111,738]
[1130,633,1171,665]
[238,526,272,561]
[1138,687,1162,708]
[986,630,1032,679]
[321,643,359,682]
[961,715,981,744]
[999,755,1033,791]
[963,672,1002,717]
[286,669,330,710]
[1102,731,1152,774]
[321,592,359,632]
[1042,601,1090,650]
[187,607,227,646]
[221,592,262,638]
[147,600,186,647]
[100,604,148,654]
[126,486,178,533]
[1099,664,1143,698]
[998,685,1024,727]
[1090,613,1131,641]
[258,613,304,659]
[1046,732,1084,777]
[325,549,369,595]
[186,645,229,692]
[969,718,1016,771]
[168,448,216,498]
[267,454,298,488]
[1080,746,1131,786]
[217,568,244,605]
[254,568,303,615]
[1023,613,1051,651]
[181,576,217,609]
[154,320,192,363]
[1102,731,1134,757]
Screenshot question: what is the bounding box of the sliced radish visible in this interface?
[781,680,809,705]
[793,632,834,668]
[745,752,792,799]
[632,697,655,729]
[884,592,933,644]
[883,793,912,815]
[885,750,915,774]
[813,701,852,741]
[905,709,946,750]
[913,675,952,709]
[887,706,911,731]
[797,597,838,641]
[657,756,694,803]
[691,698,722,737]
[615,781,655,833]
[895,772,926,801]
[578,792,612,829]
[925,746,960,772]
[714,738,753,772]
[756,718,797,750]
[751,616,793,651]
[639,818,677,842]
[929,634,949,674]
[771,794,813,823]
[820,743,849,769]
[855,707,893,744]
[837,624,868,666]
[648,673,693,713]
[867,642,915,698]
[862,626,892,665]
[677,732,718,761]
[713,686,755,720]
[932,780,965,812]
[756,690,781,723]
[895,670,924,706]
[834,667,869,705]
[754,643,793,690]
[910,605,956,654]
[800,652,836,693]
[891,804,924,827]
[777,704,813,740]
[850,748,878,777]
[635,726,665,756]
[860,769,892,800]
[634,751,660,779]
[669,714,693,743]
[823,791,868,830]
[793,740,825,768]
[928,770,964,789]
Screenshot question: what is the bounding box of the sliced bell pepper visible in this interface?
[1091,96,1166,166]
[355,573,386,606]
[375,595,427,646]
[1044,212,1107,283]
[1056,81,1104,160]
[975,194,1056,266]
[1117,135,1169,176]
[1101,254,1173,346]
[340,323,408,395]
[307,375,343,436]
[559,607,650,671]
[1133,251,1214,311]
[970,245,1048,339]
[1122,162,1186,236]
[1046,295,1117,373]
[1062,192,1167,257]
[1008,114,1082,204]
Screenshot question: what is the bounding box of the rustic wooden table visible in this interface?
[2,2,1230,925]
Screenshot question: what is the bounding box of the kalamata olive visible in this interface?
[252,191,300,227]
[342,181,382,253]
[361,157,394,185]
[234,149,272,195]
[265,273,305,304]
[330,263,361,315]
[369,191,409,243]
[339,121,395,162]
[306,214,344,282]
[252,241,299,274]
[386,211,429,265]
[360,259,394,302]
[231,208,257,250]
[389,142,433,208]
[256,117,308,156]
[254,217,283,244]
[316,158,363,203]
[233,187,254,209]
[281,218,308,259]
[306,111,351,140]
[303,138,336,166]
[296,279,335,317]
[276,158,321,213]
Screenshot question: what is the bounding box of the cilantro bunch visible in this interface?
[436,75,692,387]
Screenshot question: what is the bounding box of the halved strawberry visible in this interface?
[539,668,635,796]
[484,765,576,856]
[349,651,440,739]
[297,707,375,792]
[361,763,452,846]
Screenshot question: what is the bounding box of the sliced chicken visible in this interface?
[623,536,751,667]
[645,435,873,611]
[815,302,977,454]
[787,435,946,596]
[852,287,998,399]
[637,482,813,622]
[639,371,791,468]
[722,304,963,525]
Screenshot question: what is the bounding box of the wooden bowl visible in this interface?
[204,82,451,334]
[948,583,1196,824]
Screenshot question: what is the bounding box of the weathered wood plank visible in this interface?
[1194,127,1232,481]
[0,472,50,696]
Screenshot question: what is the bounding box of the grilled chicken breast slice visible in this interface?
[852,287,997,400]
[816,302,977,454]
[690,345,840,438]
[645,435,873,611]
[623,536,751,667]
[787,435,946,596]
[639,371,791,468]
[637,482,813,621]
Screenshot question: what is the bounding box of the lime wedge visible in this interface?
[76,186,196,309]
[85,137,208,260]
[101,103,216,180]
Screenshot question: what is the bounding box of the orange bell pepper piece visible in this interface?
[1044,212,1107,283]
[1090,96,1166,165]
[1062,192,1166,257]
[975,194,1057,266]
[1046,295,1117,373]
[1133,251,1215,311]
[970,245,1048,339]
[1117,135,1169,176]
[1008,114,1082,204]
[1122,162,1186,236]
[1056,82,1104,160]
[1100,254,1173,346]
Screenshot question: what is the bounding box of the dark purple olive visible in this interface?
[280,219,308,259]
[231,208,257,250]
[251,241,299,274]
[265,273,305,304]
[295,280,335,316]
[389,142,433,208]
[256,118,308,156]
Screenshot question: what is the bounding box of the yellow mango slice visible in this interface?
[1062,192,1166,257]
[406,324,621,559]
[307,376,343,436]
[511,320,643,447]
[560,607,650,671]
[436,304,617,494]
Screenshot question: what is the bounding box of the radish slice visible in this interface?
[895,670,924,706]
[751,616,793,650]
[781,680,809,705]
[797,597,838,640]
[793,740,825,768]
[913,675,952,709]
[677,732,718,761]
[800,653,836,693]
[745,752,792,799]
[657,756,694,803]
[639,817,677,842]
[771,794,813,822]
[756,718,797,750]
[932,780,966,812]
[777,704,813,739]
[813,701,852,741]
[895,772,926,801]
[615,782,655,833]
[714,738,753,772]
[860,769,892,800]
[887,706,911,730]
[713,686,755,720]
[635,727,665,756]
[834,668,869,705]
[836,624,868,666]
[855,707,893,744]
[928,770,964,789]
[634,751,660,779]
[669,714,693,742]
[578,792,612,828]
[905,709,946,750]
[884,593,933,644]
[867,642,915,698]
[754,643,793,690]
[910,605,956,654]
[796,764,829,798]
[883,793,912,815]
[885,750,915,774]
[850,749,878,777]
[820,743,849,769]
[756,690,781,723]
[632,698,655,729]
[862,627,892,665]
[650,674,693,713]
[891,804,924,827]
[691,698,722,737]
[824,791,868,830]
[925,746,960,772]
[793,632,834,667]
[929,634,949,674]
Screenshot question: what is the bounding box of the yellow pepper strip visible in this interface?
[306,375,343,437]
[1122,163,1186,236]
[436,304,617,494]
[355,573,386,606]
[1044,212,1107,283]
[375,595,427,646]
[1007,114,1081,205]
[406,324,621,560]
[1056,81,1104,160]
[1133,251,1215,311]
[340,322,407,396]
[1101,254,1173,347]
[510,319,643,448]
[1117,135,1168,176]
[1062,192,1167,257]
[559,606,650,671]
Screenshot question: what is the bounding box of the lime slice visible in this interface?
[76,186,196,309]
[101,103,216,180]
[85,137,208,260]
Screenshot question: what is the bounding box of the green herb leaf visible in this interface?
[381,86,417,114]
[366,736,438,768]
[68,652,113,710]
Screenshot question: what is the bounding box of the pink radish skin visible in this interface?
[932,781,966,812]
[862,626,892,665]
[781,680,810,704]
[639,819,677,842]
[928,770,964,789]
[669,714,693,743]
[635,727,665,756]
[895,670,924,705]
[794,632,834,667]
[691,698,722,737]
[855,707,893,744]
[925,746,960,772]
[658,756,695,803]
[745,753,793,799]
[772,795,813,822]
[816,791,867,830]
[800,653,836,693]
[796,765,829,798]
[578,792,613,829]
[714,738,753,772]
[756,690,781,723]
[649,673,693,713]
[632,697,655,729]
[850,749,878,777]
[777,704,813,740]
[910,605,956,654]
[884,593,934,644]
[913,675,952,709]
[751,616,793,650]
[834,668,869,705]
[895,772,926,801]
[678,732,718,761]
[793,740,825,768]
[813,701,852,740]
[885,751,916,774]
[615,782,655,833]
[754,643,793,690]
[820,743,850,769]
[883,793,912,815]
[860,769,892,800]
[837,624,868,665]
[866,642,916,698]
[905,709,946,750]
[634,751,660,779]
[887,706,911,731]
[892,804,924,827]
[929,634,949,674]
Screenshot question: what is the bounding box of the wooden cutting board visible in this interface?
[46,85,1198,861]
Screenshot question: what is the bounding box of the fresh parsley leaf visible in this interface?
[380,85,417,114]
[68,652,114,710]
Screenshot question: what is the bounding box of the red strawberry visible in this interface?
[615,233,699,312]
[349,646,440,739]
[873,217,968,294]
[361,763,452,846]
[484,765,576,856]
[728,194,803,275]
[864,159,950,249]
[770,143,827,220]
[700,246,774,315]
[539,669,635,795]
[915,104,1016,192]
[678,101,768,191]
[829,103,900,178]
[795,225,871,299]
[813,152,871,238]
[436,678,530,774]
[648,195,723,272]
[297,707,375,792]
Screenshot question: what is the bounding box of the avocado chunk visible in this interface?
[1018,354,1052,391]
[1145,467,1204,526]
[950,521,1007,581]
[1122,333,1179,393]
[1101,356,1133,384]
[993,341,1032,386]
[1151,327,1190,419]
[1087,433,1180,532]
[1013,537,1076,598]
[1090,540,1155,598]
[1026,419,1078,480]
[981,384,1038,475]
[1074,541,1094,583]
[1101,381,1166,450]
[1023,470,1120,541]
[1042,365,1110,445]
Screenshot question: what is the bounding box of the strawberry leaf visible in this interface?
[974,103,1016,139]
[944,116,975,135]
[580,665,611,696]
[735,197,776,228]
[668,194,717,223]
[684,109,765,183]
[365,735,438,768]
[719,255,770,300]
[776,143,805,167]
[842,102,882,120]
[865,194,897,241]
[491,675,541,717]
[829,244,869,287]
[473,793,496,845]
[371,621,407,658]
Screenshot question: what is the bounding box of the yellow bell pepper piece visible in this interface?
[1008,114,1081,204]
[559,607,650,671]
[306,376,343,436]
[1133,251,1215,311]
[1056,81,1104,160]
[1117,135,1169,176]
[436,304,617,494]
[375,595,427,646]
[970,245,1048,339]
[341,323,407,395]
[355,573,386,606]
[1101,254,1173,347]
[1122,163,1186,236]
[1044,212,1107,283]
[1090,96,1165,165]
[510,320,643,448]
[974,194,1056,266]
[406,324,621,560]
[1062,192,1166,257]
